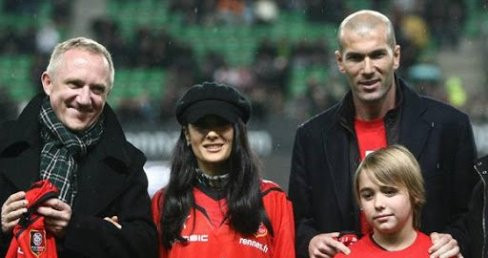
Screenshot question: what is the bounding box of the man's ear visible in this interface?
[393,45,401,70]
[41,72,53,96]
[335,50,345,73]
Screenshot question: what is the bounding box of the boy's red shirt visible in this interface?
[335,231,432,258]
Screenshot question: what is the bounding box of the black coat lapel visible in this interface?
[398,84,431,158]
[72,105,137,215]
[323,123,351,220]
[73,146,128,215]
[1,144,40,190]
[0,95,44,190]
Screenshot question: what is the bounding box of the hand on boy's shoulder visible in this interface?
[428,232,461,258]
[308,232,352,258]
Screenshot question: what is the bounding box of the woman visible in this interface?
[151,82,294,258]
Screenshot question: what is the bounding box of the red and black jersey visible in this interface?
[152,180,295,258]
[6,180,59,258]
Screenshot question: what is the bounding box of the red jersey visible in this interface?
[354,118,387,160]
[6,180,59,258]
[334,231,432,258]
[151,180,295,258]
[354,117,387,235]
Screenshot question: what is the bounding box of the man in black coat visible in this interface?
[288,10,477,258]
[0,37,157,257]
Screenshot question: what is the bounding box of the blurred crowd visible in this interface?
[0,0,487,125]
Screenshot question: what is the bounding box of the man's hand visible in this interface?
[429,232,463,258]
[1,191,27,233]
[37,198,72,238]
[104,215,122,229]
[309,232,351,258]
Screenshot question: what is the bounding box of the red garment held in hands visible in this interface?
[6,180,59,258]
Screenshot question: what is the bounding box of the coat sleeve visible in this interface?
[288,126,319,258]
[0,229,12,256]
[462,181,483,258]
[0,171,17,256]
[0,123,14,255]
[444,116,478,256]
[61,164,158,258]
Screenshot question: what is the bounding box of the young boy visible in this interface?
[335,145,431,257]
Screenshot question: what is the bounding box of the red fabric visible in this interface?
[334,231,432,258]
[355,117,387,235]
[354,118,387,160]
[359,211,371,237]
[6,180,59,258]
[151,180,295,258]
[333,232,359,247]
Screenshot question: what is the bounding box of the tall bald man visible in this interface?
[288,10,477,258]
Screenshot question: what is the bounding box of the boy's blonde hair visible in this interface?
[353,145,426,228]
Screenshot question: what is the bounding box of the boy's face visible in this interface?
[358,170,414,235]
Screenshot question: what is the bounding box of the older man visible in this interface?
[0,37,157,257]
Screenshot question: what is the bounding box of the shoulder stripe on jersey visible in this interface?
[261,187,283,197]
[194,202,228,227]
[193,203,210,220]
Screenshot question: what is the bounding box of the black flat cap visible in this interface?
[175,82,251,125]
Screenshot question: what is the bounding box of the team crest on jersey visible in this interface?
[254,223,267,238]
[29,229,46,256]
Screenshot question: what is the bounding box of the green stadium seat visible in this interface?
[288,65,329,98]
[0,55,34,102]
[112,68,166,100]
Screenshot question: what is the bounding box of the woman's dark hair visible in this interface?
[160,119,273,248]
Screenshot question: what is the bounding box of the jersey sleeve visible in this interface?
[261,180,296,258]
[151,189,163,230]
[151,189,168,258]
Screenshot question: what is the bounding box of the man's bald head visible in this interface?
[337,10,396,52]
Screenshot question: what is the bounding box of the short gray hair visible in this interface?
[46,37,115,89]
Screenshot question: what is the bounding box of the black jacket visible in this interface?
[466,155,488,258]
[0,95,158,258]
[289,78,478,257]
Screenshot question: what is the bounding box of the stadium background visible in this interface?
[0,0,487,194]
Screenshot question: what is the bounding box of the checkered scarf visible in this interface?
[39,98,103,205]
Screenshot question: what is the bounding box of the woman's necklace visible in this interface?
[195,168,230,190]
